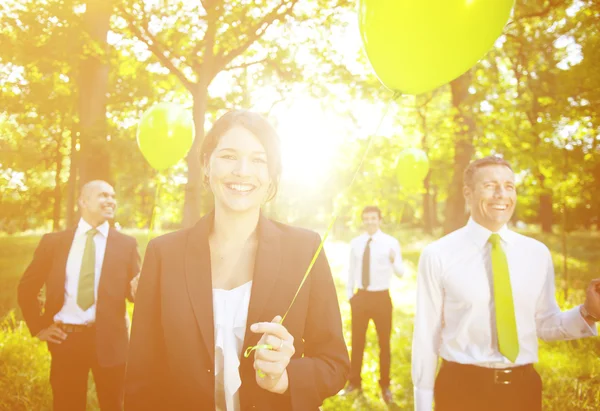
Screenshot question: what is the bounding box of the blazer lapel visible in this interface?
[185,213,215,362]
[244,214,282,348]
[98,228,118,295]
[48,229,76,301]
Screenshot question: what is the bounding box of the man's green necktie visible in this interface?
[77,228,98,310]
[489,233,519,362]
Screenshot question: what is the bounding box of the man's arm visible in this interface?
[127,237,142,302]
[536,249,597,340]
[347,241,356,300]
[17,234,54,336]
[391,239,405,278]
[412,245,444,411]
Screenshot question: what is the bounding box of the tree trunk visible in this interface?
[418,100,434,234]
[443,70,476,235]
[78,0,112,185]
[537,172,553,233]
[52,138,64,231]
[182,82,209,227]
[432,188,439,228]
[66,126,79,227]
[423,173,434,234]
[561,147,569,299]
[539,192,553,233]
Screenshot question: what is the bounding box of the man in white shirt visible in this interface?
[18,180,141,411]
[411,156,600,411]
[344,206,404,404]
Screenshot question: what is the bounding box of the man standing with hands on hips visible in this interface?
[412,156,600,411]
[18,180,141,411]
[344,206,405,404]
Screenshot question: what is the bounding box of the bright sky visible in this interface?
[270,97,348,185]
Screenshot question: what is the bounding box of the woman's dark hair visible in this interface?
[200,110,282,201]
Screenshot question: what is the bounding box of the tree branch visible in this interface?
[506,0,567,27]
[224,58,268,71]
[190,0,223,82]
[116,4,194,90]
[215,0,299,74]
[200,0,218,12]
[264,88,288,117]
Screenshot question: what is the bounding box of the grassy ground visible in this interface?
[1,229,599,410]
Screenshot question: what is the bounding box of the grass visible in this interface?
[1,229,599,410]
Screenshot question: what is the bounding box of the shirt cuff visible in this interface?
[564,305,598,337]
[413,387,433,411]
[392,260,404,276]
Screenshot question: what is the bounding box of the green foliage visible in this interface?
[0,311,102,410]
[1,0,600,232]
[0,0,81,231]
[0,312,54,411]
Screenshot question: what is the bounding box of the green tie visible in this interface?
[77,228,98,310]
[489,233,519,362]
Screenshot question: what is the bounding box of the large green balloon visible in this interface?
[358,0,514,95]
[396,148,430,189]
[137,103,195,171]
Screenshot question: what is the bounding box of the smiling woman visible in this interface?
[201,111,282,212]
[125,110,349,411]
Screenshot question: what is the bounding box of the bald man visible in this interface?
[18,180,141,411]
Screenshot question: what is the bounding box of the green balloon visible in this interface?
[358,0,514,95]
[137,103,195,171]
[396,148,430,189]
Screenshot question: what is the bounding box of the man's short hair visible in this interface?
[361,206,382,219]
[463,156,513,188]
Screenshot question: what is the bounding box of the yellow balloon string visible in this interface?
[244,91,402,369]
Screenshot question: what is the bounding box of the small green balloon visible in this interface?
[396,148,430,189]
[137,103,195,171]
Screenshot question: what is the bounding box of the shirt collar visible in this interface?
[366,229,382,241]
[78,218,109,237]
[466,217,513,248]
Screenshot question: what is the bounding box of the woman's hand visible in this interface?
[250,315,295,394]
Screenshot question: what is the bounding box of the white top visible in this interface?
[411,218,598,411]
[347,229,404,299]
[213,281,253,411]
[54,218,109,324]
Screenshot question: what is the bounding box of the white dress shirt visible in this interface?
[54,218,109,325]
[412,218,597,411]
[347,230,404,300]
[213,281,252,411]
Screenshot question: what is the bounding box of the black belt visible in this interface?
[441,360,534,385]
[356,289,389,295]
